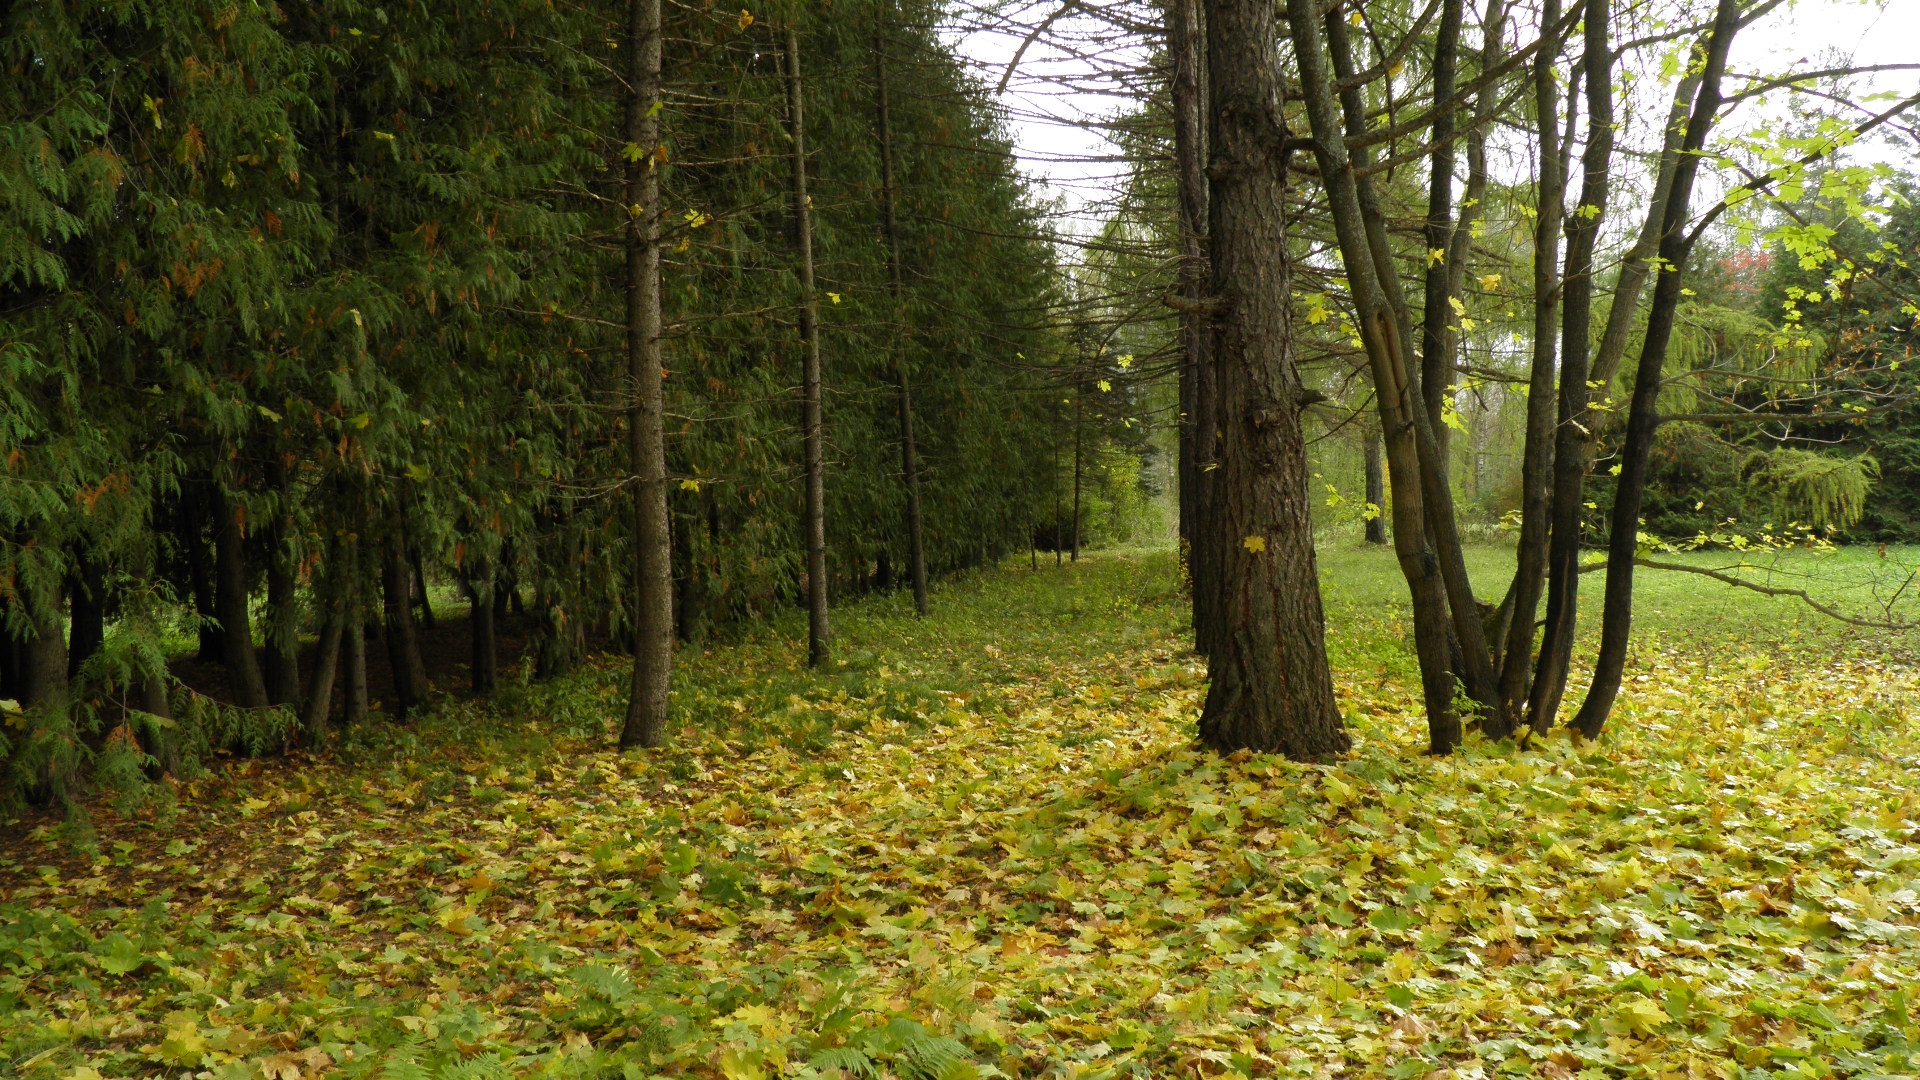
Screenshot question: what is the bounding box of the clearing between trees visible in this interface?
[5,548,1920,1080]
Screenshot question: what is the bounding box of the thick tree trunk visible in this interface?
[1363,430,1386,545]
[619,0,674,749]
[20,572,68,709]
[65,550,105,681]
[1490,0,1567,738]
[1572,0,1740,739]
[1322,8,1497,714]
[213,487,270,709]
[1293,0,1460,751]
[786,26,832,669]
[264,520,301,707]
[382,505,430,716]
[872,11,931,618]
[1528,0,1613,734]
[1194,0,1346,759]
[1168,0,1219,657]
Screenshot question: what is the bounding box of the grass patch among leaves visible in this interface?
[4,548,1919,1080]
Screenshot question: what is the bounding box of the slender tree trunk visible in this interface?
[304,550,345,741]
[213,486,270,709]
[264,516,301,707]
[1490,0,1567,737]
[786,25,832,668]
[1418,0,1464,454]
[1168,0,1218,656]
[1363,430,1386,544]
[1441,0,1506,415]
[345,542,369,728]
[1292,0,1459,751]
[1071,382,1083,562]
[410,545,435,630]
[620,0,674,749]
[1322,8,1497,713]
[1528,0,1613,734]
[65,550,105,680]
[184,491,221,662]
[872,10,931,618]
[1573,0,1740,739]
[382,504,430,716]
[1194,0,1346,759]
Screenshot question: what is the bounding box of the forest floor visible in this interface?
[5,545,1920,1080]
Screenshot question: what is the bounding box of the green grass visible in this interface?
[4,545,1919,1080]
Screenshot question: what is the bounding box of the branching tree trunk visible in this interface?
[1490,0,1567,737]
[785,25,832,669]
[1572,0,1741,739]
[1291,0,1460,752]
[1527,0,1613,734]
[872,10,930,618]
[1418,0,1464,458]
[1195,0,1345,759]
[1322,7,1497,715]
[620,0,674,749]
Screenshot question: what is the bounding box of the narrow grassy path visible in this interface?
[4,551,1919,1080]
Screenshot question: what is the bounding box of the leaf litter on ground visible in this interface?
[3,550,1920,1080]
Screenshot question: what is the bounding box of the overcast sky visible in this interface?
[949,0,1920,236]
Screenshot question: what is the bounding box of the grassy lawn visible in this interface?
[4,547,1919,1080]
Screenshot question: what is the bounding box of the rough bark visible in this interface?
[214,486,270,709]
[1195,0,1346,760]
[619,0,674,749]
[1490,0,1566,738]
[381,504,431,716]
[1168,0,1219,658]
[1528,0,1613,734]
[786,25,832,669]
[1294,0,1460,750]
[872,10,931,618]
[1363,429,1386,545]
[1572,0,1740,739]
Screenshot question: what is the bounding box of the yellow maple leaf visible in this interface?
[1242,535,1267,553]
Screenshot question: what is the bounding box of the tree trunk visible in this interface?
[1572,0,1740,740]
[1291,0,1459,751]
[140,673,180,777]
[470,568,497,696]
[1321,7,1497,714]
[1418,0,1464,455]
[410,545,435,630]
[1070,382,1083,562]
[345,560,369,729]
[214,486,270,709]
[65,550,105,681]
[304,555,345,742]
[264,520,301,707]
[619,0,674,749]
[873,9,931,618]
[786,25,832,669]
[382,505,430,716]
[1363,430,1386,545]
[1194,0,1346,759]
[184,490,221,662]
[1528,0,1613,735]
[1490,0,1567,738]
[20,571,68,710]
[1168,0,1219,657]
